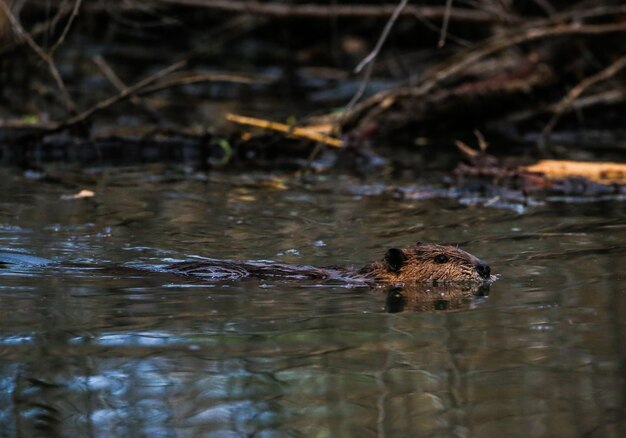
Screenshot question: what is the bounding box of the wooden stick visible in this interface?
[226,113,343,148]
[523,160,626,184]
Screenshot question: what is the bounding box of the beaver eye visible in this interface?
[434,254,449,264]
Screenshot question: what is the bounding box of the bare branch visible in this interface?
[139,71,271,95]
[155,0,514,23]
[344,20,626,126]
[56,60,187,130]
[0,3,74,55]
[93,54,162,123]
[50,0,82,55]
[438,0,453,48]
[0,1,48,61]
[0,0,77,113]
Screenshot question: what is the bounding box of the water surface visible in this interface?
[0,167,624,437]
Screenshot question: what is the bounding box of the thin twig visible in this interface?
[410,9,471,47]
[474,129,488,152]
[93,55,134,95]
[354,0,409,74]
[0,0,77,113]
[438,0,453,48]
[0,2,46,60]
[156,0,512,23]
[507,88,626,124]
[414,22,626,97]
[346,0,409,111]
[50,0,82,55]
[3,8,264,132]
[93,54,162,123]
[56,60,187,130]
[139,71,270,95]
[48,0,72,34]
[536,4,626,24]
[0,3,74,55]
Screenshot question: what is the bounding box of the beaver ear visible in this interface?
[384,248,406,272]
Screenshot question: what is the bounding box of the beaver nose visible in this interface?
[476,262,491,279]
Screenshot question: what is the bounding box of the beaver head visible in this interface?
[359,242,495,284]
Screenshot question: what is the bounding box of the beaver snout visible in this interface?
[475,261,491,279]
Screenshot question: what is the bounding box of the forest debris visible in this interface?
[3,0,626,165]
[40,63,265,132]
[342,13,626,140]
[453,137,625,202]
[344,50,556,136]
[226,113,343,148]
[523,160,626,184]
[455,131,488,159]
[61,189,95,200]
[259,178,289,190]
[456,140,626,187]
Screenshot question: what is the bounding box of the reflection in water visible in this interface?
[0,168,625,436]
[1,283,623,437]
[384,282,490,313]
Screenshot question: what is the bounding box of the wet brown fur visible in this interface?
[167,242,494,284]
[359,242,493,283]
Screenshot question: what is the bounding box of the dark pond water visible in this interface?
[0,166,624,437]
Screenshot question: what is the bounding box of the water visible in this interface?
[0,167,624,437]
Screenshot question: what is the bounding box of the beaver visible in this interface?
[0,242,494,284]
[164,242,495,284]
